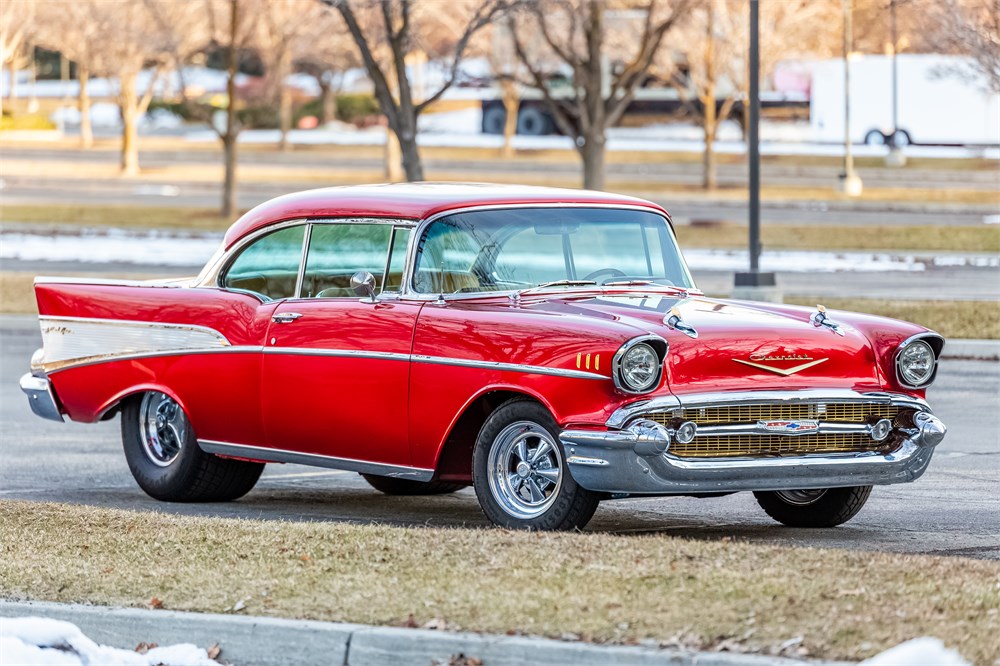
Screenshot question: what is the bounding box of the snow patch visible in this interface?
[0,617,219,666]
[861,637,970,666]
[0,228,221,267]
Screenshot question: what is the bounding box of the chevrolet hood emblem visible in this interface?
[733,355,829,376]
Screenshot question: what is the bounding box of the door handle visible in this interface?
[272,312,303,324]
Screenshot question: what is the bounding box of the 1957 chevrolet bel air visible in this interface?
[20,183,947,530]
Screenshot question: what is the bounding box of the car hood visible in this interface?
[524,292,886,394]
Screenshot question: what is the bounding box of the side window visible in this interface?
[301,223,392,298]
[383,227,411,293]
[222,226,305,300]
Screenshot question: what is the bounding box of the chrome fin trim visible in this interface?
[197,440,434,481]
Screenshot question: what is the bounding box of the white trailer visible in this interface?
[810,54,1000,146]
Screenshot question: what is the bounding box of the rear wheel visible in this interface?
[121,392,264,502]
[473,399,600,530]
[361,474,465,496]
[753,486,872,527]
[864,129,887,146]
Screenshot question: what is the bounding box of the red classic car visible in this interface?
[20,183,946,530]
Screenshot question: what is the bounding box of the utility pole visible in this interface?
[733,0,778,302]
[839,0,863,196]
[886,0,906,166]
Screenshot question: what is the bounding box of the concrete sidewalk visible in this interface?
[0,600,843,666]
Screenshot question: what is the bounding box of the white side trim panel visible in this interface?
[38,316,232,373]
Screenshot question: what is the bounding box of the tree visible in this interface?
[253,0,325,150]
[932,0,1000,92]
[34,0,109,148]
[658,0,838,190]
[322,0,510,181]
[487,17,521,158]
[511,0,692,190]
[1,0,36,117]
[294,12,360,127]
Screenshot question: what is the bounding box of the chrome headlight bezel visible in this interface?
[612,335,667,394]
[895,333,943,389]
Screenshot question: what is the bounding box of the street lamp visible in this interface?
[733,0,779,302]
[886,0,907,167]
[839,0,863,196]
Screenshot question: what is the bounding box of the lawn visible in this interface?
[0,501,996,664]
[784,298,1000,340]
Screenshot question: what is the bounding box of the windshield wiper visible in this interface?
[517,279,598,295]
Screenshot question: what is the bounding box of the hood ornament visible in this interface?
[810,304,845,336]
[664,307,698,339]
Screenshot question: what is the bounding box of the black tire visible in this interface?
[481,104,506,135]
[753,486,872,528]
[472,398,600,531]
[121,393,264,502]
[864,129,887,146]
[516,106,552,136]
[890,129,911,147]
[361,474,465,496]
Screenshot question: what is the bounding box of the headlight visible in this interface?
[616,342,661,393]
[897,339,936,387]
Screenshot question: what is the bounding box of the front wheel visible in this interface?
[121,392,264,502]
[473,399,600,530]
[753,486,872,527]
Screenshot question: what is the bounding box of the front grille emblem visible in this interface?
[757,419,820,435]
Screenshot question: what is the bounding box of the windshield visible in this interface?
[412,207,693,294]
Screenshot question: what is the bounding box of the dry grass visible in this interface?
[785,298,1000,340]
[1,501,997,663]
[676,223,1000,253]
[1,205,237,230]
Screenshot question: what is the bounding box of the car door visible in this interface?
[261,220,420,468]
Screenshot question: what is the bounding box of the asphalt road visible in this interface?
[2,319,998,559]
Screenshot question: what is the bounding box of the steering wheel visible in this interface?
[583,267,627,283]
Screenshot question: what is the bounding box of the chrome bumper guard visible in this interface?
[19,373,64,422]
[560,391,946,495]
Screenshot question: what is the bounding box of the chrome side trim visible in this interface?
[36,316,236,374]
[19,372,64,422]
[43,346,262,374]
[606,389,930,429]
[197,440,434,481]
[411,354,607,380]
[265,347,411,362]
[895,332,945,389]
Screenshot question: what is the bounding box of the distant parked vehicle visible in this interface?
[810,54,1000,147]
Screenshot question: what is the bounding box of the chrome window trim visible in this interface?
[198,439,434,482]
[611,334,668,395]
[293,223,313,299]
[894,332,944,389]
[400,203,694,302]
[606,389,931,429]
[196,216,417,291]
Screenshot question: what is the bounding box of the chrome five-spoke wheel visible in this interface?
[487,421,563,519]
[473,399,600,531]
[139,391,186,467]
[773,489,827,506]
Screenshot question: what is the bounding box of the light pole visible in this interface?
[886,0,907,166]
[839,0,863,196]
[733,0,778,301]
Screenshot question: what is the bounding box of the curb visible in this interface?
[940,339,1000,361]
[0,600,845,666]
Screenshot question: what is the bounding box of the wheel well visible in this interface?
[433,390,539,484]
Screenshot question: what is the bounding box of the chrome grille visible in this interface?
[661,403,901,426]
[670,433,883,458]
[640,402,905,459]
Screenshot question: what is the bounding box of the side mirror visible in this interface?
[350,270,377,303]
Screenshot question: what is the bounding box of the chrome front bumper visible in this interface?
[19,373,64,422]
[560,391,946,495]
